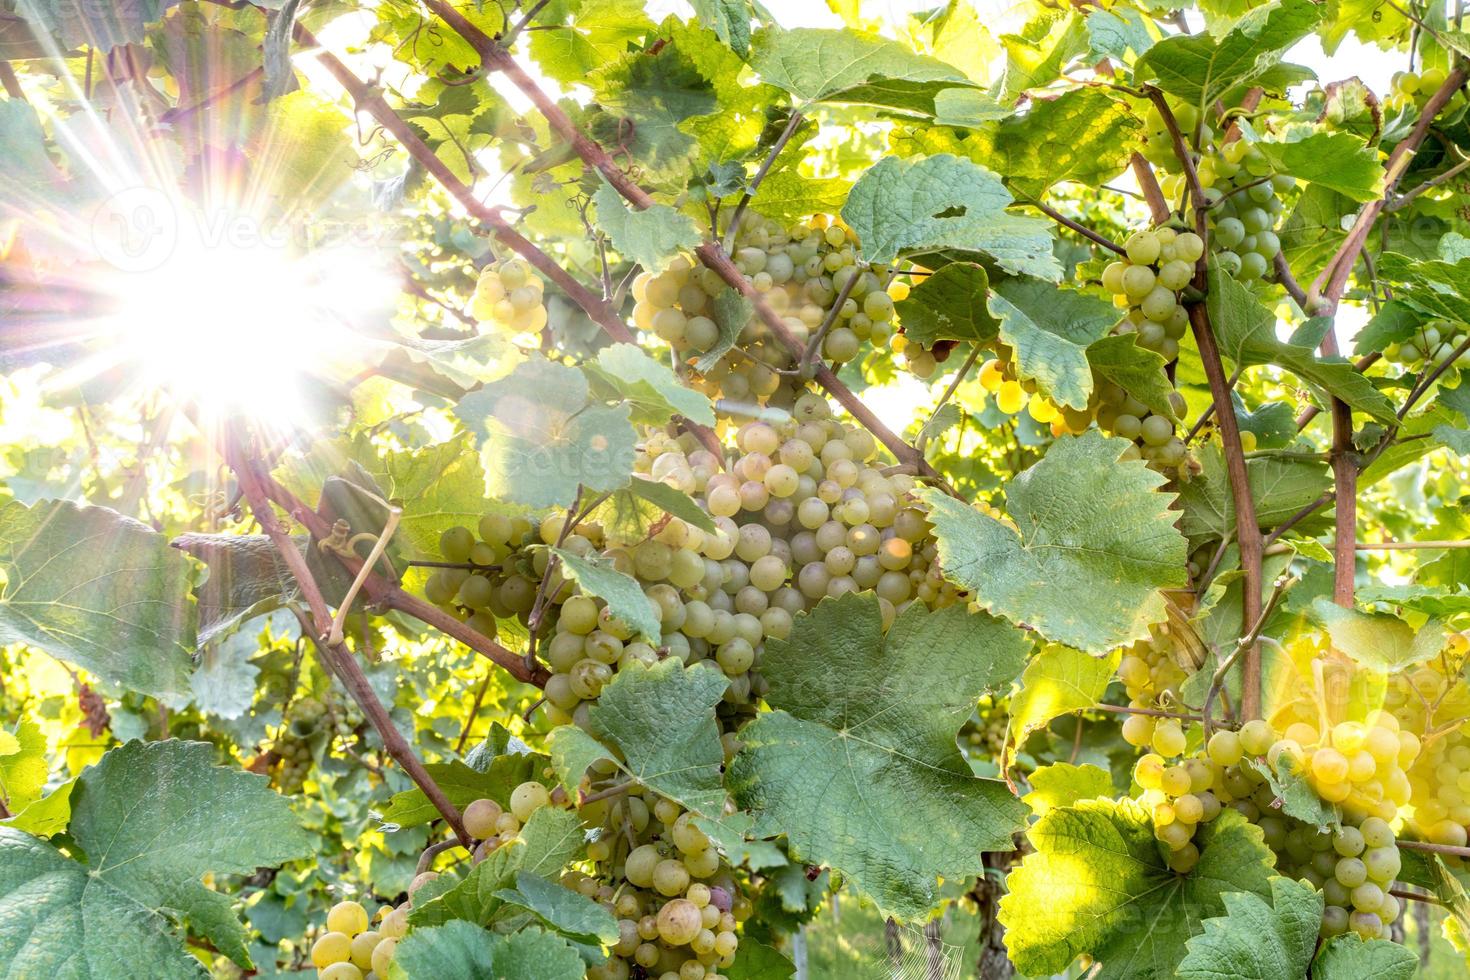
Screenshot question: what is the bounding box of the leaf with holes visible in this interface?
[842,154,1060,278]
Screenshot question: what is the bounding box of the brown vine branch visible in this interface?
[254,469,547,686]
[1130,153,1170,222]
[1025,197,1128,256]
[1148,88,1263,719]
[418,1,937,481]
[228,431,471,846]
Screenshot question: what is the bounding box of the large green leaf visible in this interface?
[1312,934,1418,980]
[453,358,637,510]
[1257,131,1383,203]
[358,436,510,559]
[999,802,1275,978]
[388,921,586,980]
[894,262,999,346]
[0,499,196,700]
[728,594,1029,919]
[552,549,662,643]
[584,344,716,428]
[586,658,728,817]
[1175,877,1324,980]
[1176,443,1333,546]
[1312,599,1445,672]
[1022,763,1115,816]
[1206,267,1396,423]
[970,88,1138,196]
[588,40,719,183]
[1086,334,1179,419]
[1006,645,1121,766]
[750,27,969,111]
[988,279,1117,410]
[0,740,309,976]
[1135,0,1321,108]
[842,154,1061,279]
[592,182,702,276]
[1376,253,1470,325]
[919,431,1187,652]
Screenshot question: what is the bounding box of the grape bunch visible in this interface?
[1382,318,1470,370]
[306,899,400,980]
[1387,636,1470,846]
[273,696,333,794]
[1142,98,1296,284]
[1131,714,1413,940]
[962,694,1010,760]
[974,349,1094,438]
[470,257,548,337]
[630,216,918,406]
[1389,66,1457,112]
[574,776,750,980]
[1117,627,1195,741]
[1096,227,1199,473]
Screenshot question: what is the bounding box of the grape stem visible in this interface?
[1202,572,1291,741]
[1272,252,1313,311]
[251,467,548,687]
[918,345,983,453]
[328,499,401,645]
[1090,703,1202,722]
[1388,149,1470,212]
[1397,839,1470,859]
[1147,87,1265,720]
[226,429,472,847]
[792,266,861,377]
[415,0,946,487]
[722,108,806,255]
[416,837,469,875]
[1022,197,1127,257]
[579,780,635,806]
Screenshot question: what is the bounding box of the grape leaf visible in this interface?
[1176,443,1333,546]
[1256,132,1384,203]
[495,871,618,946]
[588,658,729,817]
[171,533,294,645]
[1135,0,1321,109]
[1087,7,1157,61]
[968,88,1138,197]
[626,477,717,533]
[895,262,999,346]
[190,631,262,721]
[592,182,702,275]
[727,594,1030,919]
[932,88,1011,127]
[453,358,637,510]
[15,0,180,53]
[750,28,969,110]
[688,0,751,56]
[356,436,515,559]
[841,154,1061,279]
[588,40,718,183]
[1023,763,1115,816]
[552,549,662,643]
[988,278,1117,410]
[409,808,583,929]
[1086,334,1179,419]
[546,725,615,793]
[726,940,797,980]
[1312,598,1445,672]
[1006,645,1121,767]
[691,811,788,871]
[745,169,852,224]
[0,740,309,976]
[1206,266,1396,423]
[999,802,1275,978]
[1000,10,1089,103]
[0,718,47,813]
[1358,584,1470,619]
[1376,253,1470,325]
[0,499,196,701]
[1312,933,1418,980]
[1175,876,1324,980]
[529,0,653,85]
[388,921,585,980]
[583,343,716,427]
[1,780,73,838]
[919,431,1187,652]
[382,754,544,829]
[1241,757,1337,831]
